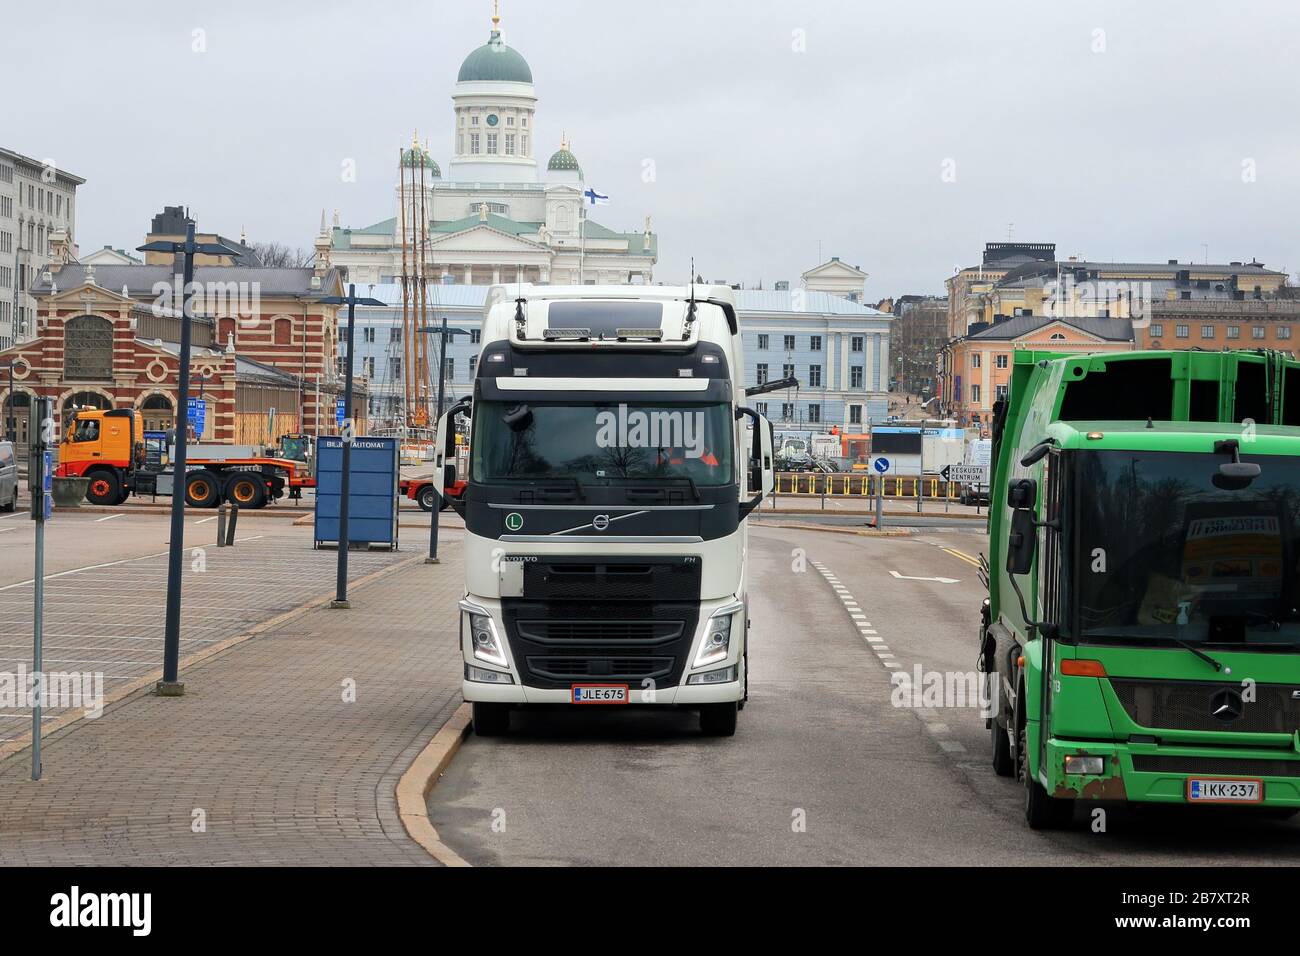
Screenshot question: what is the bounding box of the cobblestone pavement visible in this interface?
[0,525,410,742]
[0,538,465,865]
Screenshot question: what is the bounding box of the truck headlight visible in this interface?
[467,612,507,668]
[694,613,733,668]
[1064,755,1106,775]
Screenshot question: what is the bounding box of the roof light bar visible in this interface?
[615,328,664,341]
[542,328,591,341]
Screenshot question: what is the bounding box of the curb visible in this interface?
[0,552,429,766]
[754,521,916,538]
[396,702,474,867]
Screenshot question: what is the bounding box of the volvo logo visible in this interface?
[591,514,611,531]
[1209,688,1244,723]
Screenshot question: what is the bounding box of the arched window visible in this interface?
[64,315,114,381]
[141,393,175,433]
[1049,333,1066,340]
[274,317,292,345]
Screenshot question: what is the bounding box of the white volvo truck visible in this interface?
[433,285,775,736]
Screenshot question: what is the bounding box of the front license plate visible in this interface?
[571,684,629,704]
[1187,777,1263,803]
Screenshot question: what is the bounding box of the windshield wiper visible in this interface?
[1085,629,1224,672]
[656,475,701,500]
[531,475,585,501]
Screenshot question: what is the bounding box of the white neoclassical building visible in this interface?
[326,8,656,288]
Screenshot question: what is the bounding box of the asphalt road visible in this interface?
[429,524,1300,866]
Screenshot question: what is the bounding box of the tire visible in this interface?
[417,486,435,512]
[472,701,511,737]
[184,471,220,508]
[991,710,1015,777]
[85,470,122,506]
[227,474,266,509]
[700,701,738,737]
[0,488,13,513]
[439,496,450,512]
[1018,710,1073,830]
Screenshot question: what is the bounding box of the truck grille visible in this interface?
[525,656,675,682]
[515,620,683,646]
[1131,755,1300,778]
[504,556,703,690]
[1111,678,1300,734]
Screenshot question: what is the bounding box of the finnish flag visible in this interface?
[583,187,610,206]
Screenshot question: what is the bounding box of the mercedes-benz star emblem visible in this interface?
[1209,688,1244,723]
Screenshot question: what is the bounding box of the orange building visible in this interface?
[1139,300,1300,352]
[939,315,1133,426]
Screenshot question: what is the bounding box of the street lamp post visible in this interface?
[137,223,241,696]
[321,284,385,609]
[2,359,14,444]
[417,317,469,564]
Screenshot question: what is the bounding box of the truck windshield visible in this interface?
[1074,449,1300,648]
[472,400,734,487]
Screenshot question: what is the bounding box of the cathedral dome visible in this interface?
[547,146,581,173]
[401,145,440,177]
[458,29,533,83]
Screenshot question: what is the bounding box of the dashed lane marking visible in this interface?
[811,557,969,757]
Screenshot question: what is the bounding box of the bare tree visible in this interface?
[248,241,312,268]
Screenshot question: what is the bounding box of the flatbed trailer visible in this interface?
[57,408,310,508]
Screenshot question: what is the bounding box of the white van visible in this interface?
[959,437,991,505]
[0,441,17,512]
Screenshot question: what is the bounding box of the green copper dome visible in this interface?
[458,30,533,83]
[400,146,440,177]
[547,147,581,172]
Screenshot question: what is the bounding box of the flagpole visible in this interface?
[579,199,586,285]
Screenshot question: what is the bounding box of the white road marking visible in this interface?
[889,570,959,584]
[196,516,218,524]
[94,513,126,523]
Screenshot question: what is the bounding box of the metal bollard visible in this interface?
[224,504,239,547]
[216,502,227,547]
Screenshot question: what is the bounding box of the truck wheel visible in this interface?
[699,702,738,737]
[85,470,121,506]
[472,702,511,737]
[184,472,220,508]
[228,475,266,509]
[418,486,435,512]
[1018,715,1072,830]
[991,711,1014,777]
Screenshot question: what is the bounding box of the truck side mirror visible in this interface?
[1007,477,1037,510]
[1006,507,1037,575]
[736,407,775,518]
[434,399,471,504]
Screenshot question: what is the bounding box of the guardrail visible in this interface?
[774,472,981,501]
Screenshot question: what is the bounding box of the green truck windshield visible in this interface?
[472,400,735,487]
[1075,449,1300,647]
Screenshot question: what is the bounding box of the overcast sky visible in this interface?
[6,0,1297,298]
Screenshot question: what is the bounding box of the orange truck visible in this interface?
[56,407,313,509]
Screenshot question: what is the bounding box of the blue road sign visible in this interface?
[336,398,346,427]
[187,397,206,437]
[873,456,890,474]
